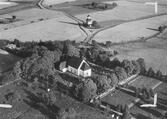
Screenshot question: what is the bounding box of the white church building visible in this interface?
[67,56,91,77]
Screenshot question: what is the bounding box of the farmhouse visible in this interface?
[67,56,91,77]
[86,15,93,27]
[5,44,17,49]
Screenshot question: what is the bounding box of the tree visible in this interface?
[105,41,112,47]
[121,60,134,76]
[149,88,155,97]
[109,58,121,69]
[147,67,155,77]
[92,20,100,28]
[66,44,80,57]
[122,105,131,119]
[156,70,163,80]
[135,88,140,97]
[58,108,77,119]
[142,87,150,100]
[97,52,109,65]
[13,39,20,47]
[13,61,22,79]
[116,104,123,113]
[90,46,99,62]
[137,58,146,75]
[114,67,128,82]
[95,75,111,93]
[109,73,119,86]
[12,15,16,20]
[81,78,97,102]
[132,60,141,74]
[80,48,87,59]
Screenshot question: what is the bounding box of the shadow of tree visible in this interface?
[59,21,80,26]
[135,113,149,119]
[23,89,60,119]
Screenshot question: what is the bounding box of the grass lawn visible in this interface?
[102,89,137,108]
[128,76,161,89]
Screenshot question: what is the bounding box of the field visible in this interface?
[102,89,137,107]
[94,15,167,43]
[0,9,86,42]
[76,1,167,22]
[128,76,161,89]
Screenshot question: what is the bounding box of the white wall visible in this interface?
[79,69,91,77]
[68,66,78,75]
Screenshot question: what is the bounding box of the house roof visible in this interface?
[68,56,91,70]
[80,62,91,71]
[68,56,83,69]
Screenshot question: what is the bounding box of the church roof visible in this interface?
[68,56,91,70]
[68,56,83,69]
[80,62,91,71]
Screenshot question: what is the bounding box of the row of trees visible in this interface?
[144,67,165,80]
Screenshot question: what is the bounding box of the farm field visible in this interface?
[115,46,167,74]
[0,2,17,10]
[0,8,66,31]
[0,12,86,42]
[76,0,167,22]
[107,28,167,74]
[94,15,167,43]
